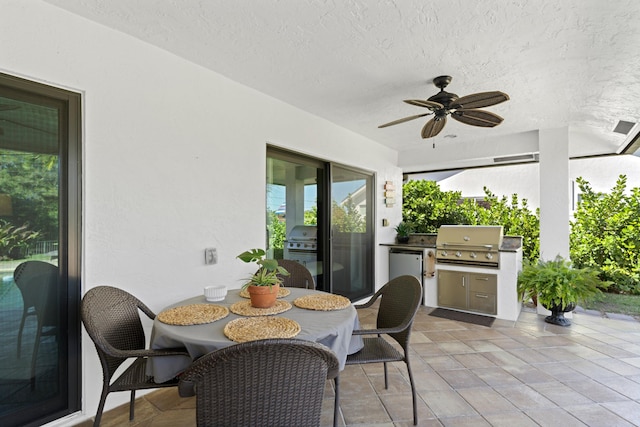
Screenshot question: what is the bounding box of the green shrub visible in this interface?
[570,175,640,295]
[0,220,40,260]
[402,180,539,263]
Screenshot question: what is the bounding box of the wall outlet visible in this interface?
[204,248,218,265]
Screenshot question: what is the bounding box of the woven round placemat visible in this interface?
[293,294,351,311]
[229,299,292,316]
[238,287,291,299]
[224,316,301,343]
[157,304,229,325]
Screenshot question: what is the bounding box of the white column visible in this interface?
[539,127,570,260]
[538,127,571,315]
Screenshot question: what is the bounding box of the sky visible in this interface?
[267,181,364,212]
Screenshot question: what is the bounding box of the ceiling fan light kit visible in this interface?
[379,75,509,140]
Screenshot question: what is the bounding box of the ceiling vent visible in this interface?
[493,153,539,163]
[613,120,636,135]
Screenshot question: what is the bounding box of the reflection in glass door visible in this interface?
[266,148,374,300]
[266,148,324,287]
[0,74,81,426]
[330,165,374,300]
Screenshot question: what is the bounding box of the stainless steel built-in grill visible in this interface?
[435,225,503,268]
[284,225,318,266]
[436,225,504,316]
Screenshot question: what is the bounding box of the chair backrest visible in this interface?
[81,285,155,377]
[278,259,315,289]
[14,260,59,326]
[376,275,422,350]
[179,338,339,427]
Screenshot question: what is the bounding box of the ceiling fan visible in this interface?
[379,75,509,139]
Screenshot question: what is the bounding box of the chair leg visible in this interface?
[29,323,43,390]
[17,309,28,358]
[405,359,418,426]
[93,385,109,427]
[129,390,136,421]
[333,376,339,427]
[383,362,389,389]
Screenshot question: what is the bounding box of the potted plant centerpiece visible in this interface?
[237,248,289,308]
[517,255,610,326]
[394,221,414,244]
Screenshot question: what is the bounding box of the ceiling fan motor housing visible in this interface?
[428,91,458,109]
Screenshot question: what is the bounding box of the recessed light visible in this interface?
[443,134,457,138]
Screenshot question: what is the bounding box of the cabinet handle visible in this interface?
[475,294,488,298]
[475,277,489,281]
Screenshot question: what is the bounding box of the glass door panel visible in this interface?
[330,165,374,300]
[266,149,324,288]
[0,76,80,426]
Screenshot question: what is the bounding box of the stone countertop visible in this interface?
[381,233,523,252]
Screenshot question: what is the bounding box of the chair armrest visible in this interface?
[103,347,190,359]
[351,326,404,336]
[354,296,380,310]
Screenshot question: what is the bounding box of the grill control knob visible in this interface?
[486,253,493,260]
[470,252,477,259]
[455,251,462,258]
[440,251,448,257]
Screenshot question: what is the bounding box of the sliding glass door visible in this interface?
[266,147,374,300]
[0,73,81,427]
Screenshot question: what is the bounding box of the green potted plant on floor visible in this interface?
[517,255,611,326]
[237,248,289,308]
[394,221,414,244]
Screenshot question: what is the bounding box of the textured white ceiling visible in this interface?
[45,0,640,168]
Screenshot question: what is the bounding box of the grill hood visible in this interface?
[436,225,503,250]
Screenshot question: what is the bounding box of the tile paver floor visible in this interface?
[75,305,640,426]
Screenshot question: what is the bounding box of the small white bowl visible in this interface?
[204,285,227,302]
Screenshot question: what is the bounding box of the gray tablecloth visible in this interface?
[149,288,364,383]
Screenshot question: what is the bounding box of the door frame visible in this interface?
[0,72,82,426]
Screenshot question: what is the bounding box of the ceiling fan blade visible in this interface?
[404,99,444,110]
[453,91,509,109]
[421,116,447,138]
[378,113,431,128]
[452,109,504,127]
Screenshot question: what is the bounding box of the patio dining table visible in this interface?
[148,287,363,383]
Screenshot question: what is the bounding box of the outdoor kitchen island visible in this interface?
[382,226,523,322]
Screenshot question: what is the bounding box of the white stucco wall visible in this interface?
[1,1,403,425]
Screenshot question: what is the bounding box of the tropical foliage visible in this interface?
[0,221,40,260]
[393,221,414,237]
[266,210,286,256]
[402,180,540,263]
[402,175,640,296]
[570,175,640,294]
[0,151,59,241]
[517,256,610,309]
[236,248,289,289]
[402,180,472,231]
[0,150,58,260]
[332,195,365,232]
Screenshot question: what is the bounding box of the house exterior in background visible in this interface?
[410,154,640,216]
